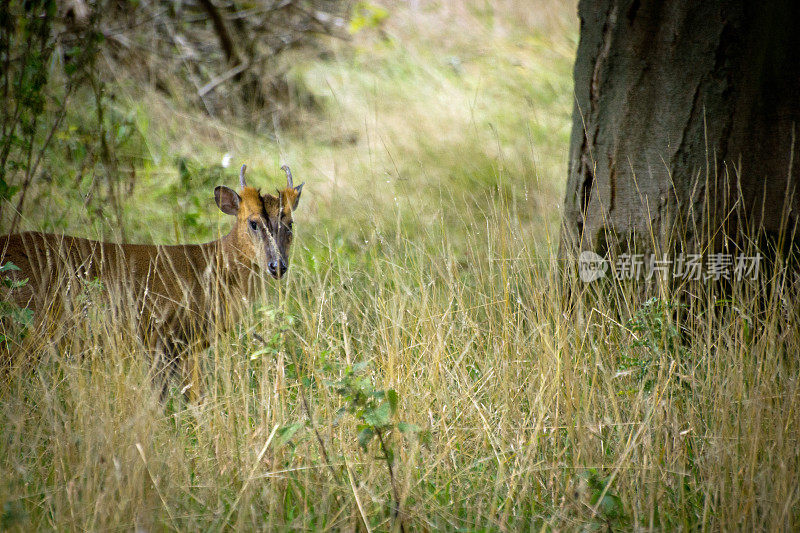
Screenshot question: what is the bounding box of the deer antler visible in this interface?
[239,164,247,189]
[281,165,293,188]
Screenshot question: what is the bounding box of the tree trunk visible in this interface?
[560,0,800,261]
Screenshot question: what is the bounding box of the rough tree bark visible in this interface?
[560,0,800,262]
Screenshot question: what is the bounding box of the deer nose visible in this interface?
[268,259,287,278]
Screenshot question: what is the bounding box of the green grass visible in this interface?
[2,1,800,530]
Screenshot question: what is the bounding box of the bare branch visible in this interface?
[197,0,240,65]
[198,62,250,97]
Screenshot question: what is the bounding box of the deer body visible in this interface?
[2,231,237,332]
[0,164,303,394]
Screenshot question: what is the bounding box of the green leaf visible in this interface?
[0,262,21,273]
[249,347,271,360]
[349,2,389,34]
[276,422,304,445]
[0,174,19,200]
[419,429,433,447]
[357,426,374,450]
[178,157,191,189]
[364,401,392,427]
[0,179,21,201]
[0,302,33,327]
[398,421,420,434]
[386,389,399,416]
[3,277,28,289]
[595,493,624,519]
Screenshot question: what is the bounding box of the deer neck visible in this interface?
[216,230,253,284]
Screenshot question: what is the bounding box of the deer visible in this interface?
[0,164,303,399]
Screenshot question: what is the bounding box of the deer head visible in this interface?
[214,164,304,279]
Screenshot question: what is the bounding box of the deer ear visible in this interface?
[292,183,304,210]
[214,186,240,216]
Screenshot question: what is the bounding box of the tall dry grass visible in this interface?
[2,197,799,529]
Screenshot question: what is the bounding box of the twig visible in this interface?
[8,78,75,234]
[198,62,250,97]
[375,427,405,532]
[150,3,216,116]
[346,459,373,533]
[197,0,241,65]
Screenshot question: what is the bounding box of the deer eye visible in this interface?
[248,220,259,232]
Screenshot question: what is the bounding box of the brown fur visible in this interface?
[0,172,303,398]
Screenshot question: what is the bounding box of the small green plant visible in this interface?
[0,262,33,349]
[579,468,627,529]
[332,361,420,529]
[255,308,421,530]
[252,310,344,489]
[251,307,295,359]
[257,306,421,530]
[619,297,686,389]
[627,297,683,354]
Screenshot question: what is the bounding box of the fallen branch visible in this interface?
[198,62,250,97]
